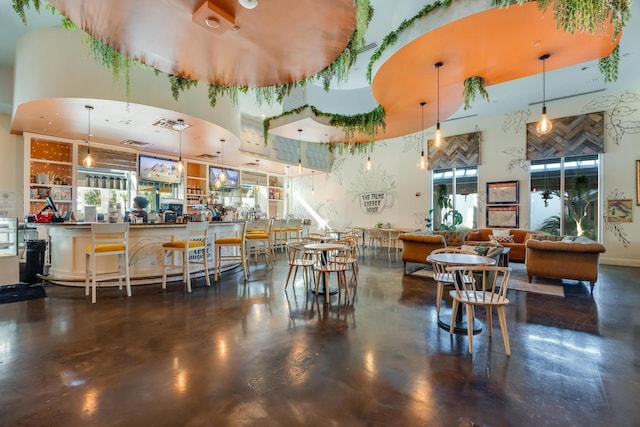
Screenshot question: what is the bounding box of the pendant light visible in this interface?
[176,118,184,174]
[214,151,222,188]
[418,101,427,170]
[434,62,443,146]
[254,159,260,193]
[218,139,227,183]
[82,105,95,168]
[536,53,553,135]
[297,129,303,174]
[366,154,371,171]
[311,170,315,196]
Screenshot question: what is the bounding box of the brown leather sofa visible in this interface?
[525,235,607,290]
[464,228,540,262]
[398,231,466,274]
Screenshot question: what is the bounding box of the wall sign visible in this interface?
[359,192,395,214]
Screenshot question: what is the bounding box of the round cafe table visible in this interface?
[304,243,348,301]
[426,252,496,334]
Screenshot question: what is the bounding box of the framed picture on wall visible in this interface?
[607,199,633,222]
[486,181,519,204]
[487,205,519,228]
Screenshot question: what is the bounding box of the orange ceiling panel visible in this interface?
[49,0,357,87]
[371,2,618,140]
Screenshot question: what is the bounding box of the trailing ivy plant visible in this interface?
[168,75,198,102]
[84,35,135,102]
[598,44,620,83]
[366,0,451,82]
[263,104,386,147]
[325,141,376,156]
[11,0,41,25]
[463,76,490,110]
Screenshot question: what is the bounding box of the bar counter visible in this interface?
[36,221,245,286]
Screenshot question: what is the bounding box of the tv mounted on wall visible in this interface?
[209,166,239,189]
[138,154,181,184]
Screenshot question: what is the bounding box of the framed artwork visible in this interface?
[636,160,640,206]
[607,199,633,222]
[486,181,519,204]
[487,205,519,228]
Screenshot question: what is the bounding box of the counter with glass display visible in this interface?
[37,221,245,286]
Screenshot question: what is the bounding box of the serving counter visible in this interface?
[36,222,245,286]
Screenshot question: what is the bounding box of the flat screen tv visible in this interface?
[209,166,239,189]
[138,154,181,184]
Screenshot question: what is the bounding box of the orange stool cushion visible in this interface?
[246,233,269,240]
[86,244,126,253]
[215,237,242,244]
[162,240,205,249]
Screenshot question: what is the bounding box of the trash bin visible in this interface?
[24,239,47,284]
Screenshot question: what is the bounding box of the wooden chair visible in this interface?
[284,242,316,291]
[314,246,350,304]
[161,221,211,293]
[330,237,359,285]
[430,247,476,316]
[447,265,512,356]
[85,223,131,304]
[214,221,248,282]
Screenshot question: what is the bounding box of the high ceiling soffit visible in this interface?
[48,0,357,87]
[270,2,618,143]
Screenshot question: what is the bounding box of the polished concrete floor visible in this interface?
[0,248,638,426]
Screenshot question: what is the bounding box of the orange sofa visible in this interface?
[525,235,606,290]
[464,228,540,262]
[398,231,466,274]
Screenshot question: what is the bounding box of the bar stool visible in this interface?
[85,223,131,304]
[161,221,211,293]
[245,219,273,267]
[286,218,303,242]
[214,221,248,282]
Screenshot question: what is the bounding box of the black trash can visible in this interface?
[24,239,47,284]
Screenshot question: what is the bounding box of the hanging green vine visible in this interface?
[263,104,385,146]
[367,0,452,82]
[84,35,135,102]
[598,44,620,83]
[11,0,41,25]
[168,75,198,102]
[463,76,490,110]
[492,0,631,40]
[324,141,376,156]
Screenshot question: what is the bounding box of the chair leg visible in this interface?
[203,250,211,287]
[91,255,97,304]
[466,304,474,354]
[124,252,131,297]
[184,251,192,293]
[285,264,294,289]
[85,253,90,297]
[436,282,444,316]
[497,307,510,356]
[214,246,220,282]
[486,307,493,336]
[341,270,350,302]
[449,299,459,334]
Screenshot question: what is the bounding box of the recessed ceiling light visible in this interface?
[205,17,220,28]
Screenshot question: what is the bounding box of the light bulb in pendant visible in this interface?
[82,152,95,168]
[418,150,426,170]
[177,160,184,174]
[435,123,442,147]
[536,106,553,135]
[366,155,371,171]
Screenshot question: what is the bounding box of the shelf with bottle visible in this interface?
[268,187,284,201]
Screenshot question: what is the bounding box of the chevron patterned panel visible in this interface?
[526,112,604,160]
[428,131,481,170]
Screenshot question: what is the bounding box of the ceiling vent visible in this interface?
[358,42,377,54]
[197,153,220,160]
[152,118,190,131]
[121,139,152,147]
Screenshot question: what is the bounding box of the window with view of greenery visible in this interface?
[530,155,599,239]
[430,167,478,230]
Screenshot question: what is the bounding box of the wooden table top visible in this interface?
[304,243,348,251]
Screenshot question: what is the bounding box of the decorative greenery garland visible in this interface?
[463,77,490,110]
[262,104,386,146]
[325,141,376,155]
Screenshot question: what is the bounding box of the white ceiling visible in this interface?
[1,1,640,174]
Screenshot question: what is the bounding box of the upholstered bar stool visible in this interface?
[245,219,273,267]
[85,223,131,304]
[161,221,211,293]
[214,221,248,282]
[287,218,303,242]
[271,218,288,255]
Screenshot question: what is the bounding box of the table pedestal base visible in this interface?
[314,287,339,296]
[437,310,483,335]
